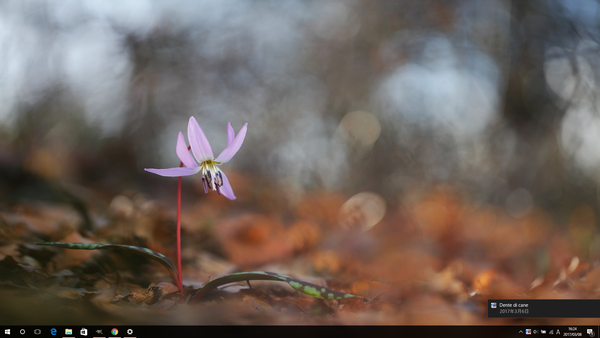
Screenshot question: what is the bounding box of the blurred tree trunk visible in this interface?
[500,0,596,213]
[501,0,562,196]
[503,1,557,134]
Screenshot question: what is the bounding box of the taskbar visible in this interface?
[1,326,598,338]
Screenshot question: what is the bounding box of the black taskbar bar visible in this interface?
[1,326,598,338]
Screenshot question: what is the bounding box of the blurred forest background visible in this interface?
[3,0,600,325]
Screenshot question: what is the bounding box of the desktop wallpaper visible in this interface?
[0,0,600,325]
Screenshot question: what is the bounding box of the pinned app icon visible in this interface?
[80,328,87,336]
[111,328,118,336]
[50,328,56,336]
[65,329,72,336]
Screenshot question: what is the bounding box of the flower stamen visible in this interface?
[200,159,224,194]
[201,178,208,194]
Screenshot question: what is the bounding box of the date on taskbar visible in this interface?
[489,299,600,318]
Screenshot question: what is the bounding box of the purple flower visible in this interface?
[145,117,248,200]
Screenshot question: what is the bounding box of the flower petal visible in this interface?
[215,123,247,163]
[188,116,214,162]
[219,170,236,200]
[176,132,197,168]
[145,167,201,177]
[227,122,235,146]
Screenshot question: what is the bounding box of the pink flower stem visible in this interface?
[175,145,191,298]
[176,175,183,296]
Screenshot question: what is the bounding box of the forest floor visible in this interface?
[1,177,599,325]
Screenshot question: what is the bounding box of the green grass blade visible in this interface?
[37,242,180,288]
[191,271,368,304]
